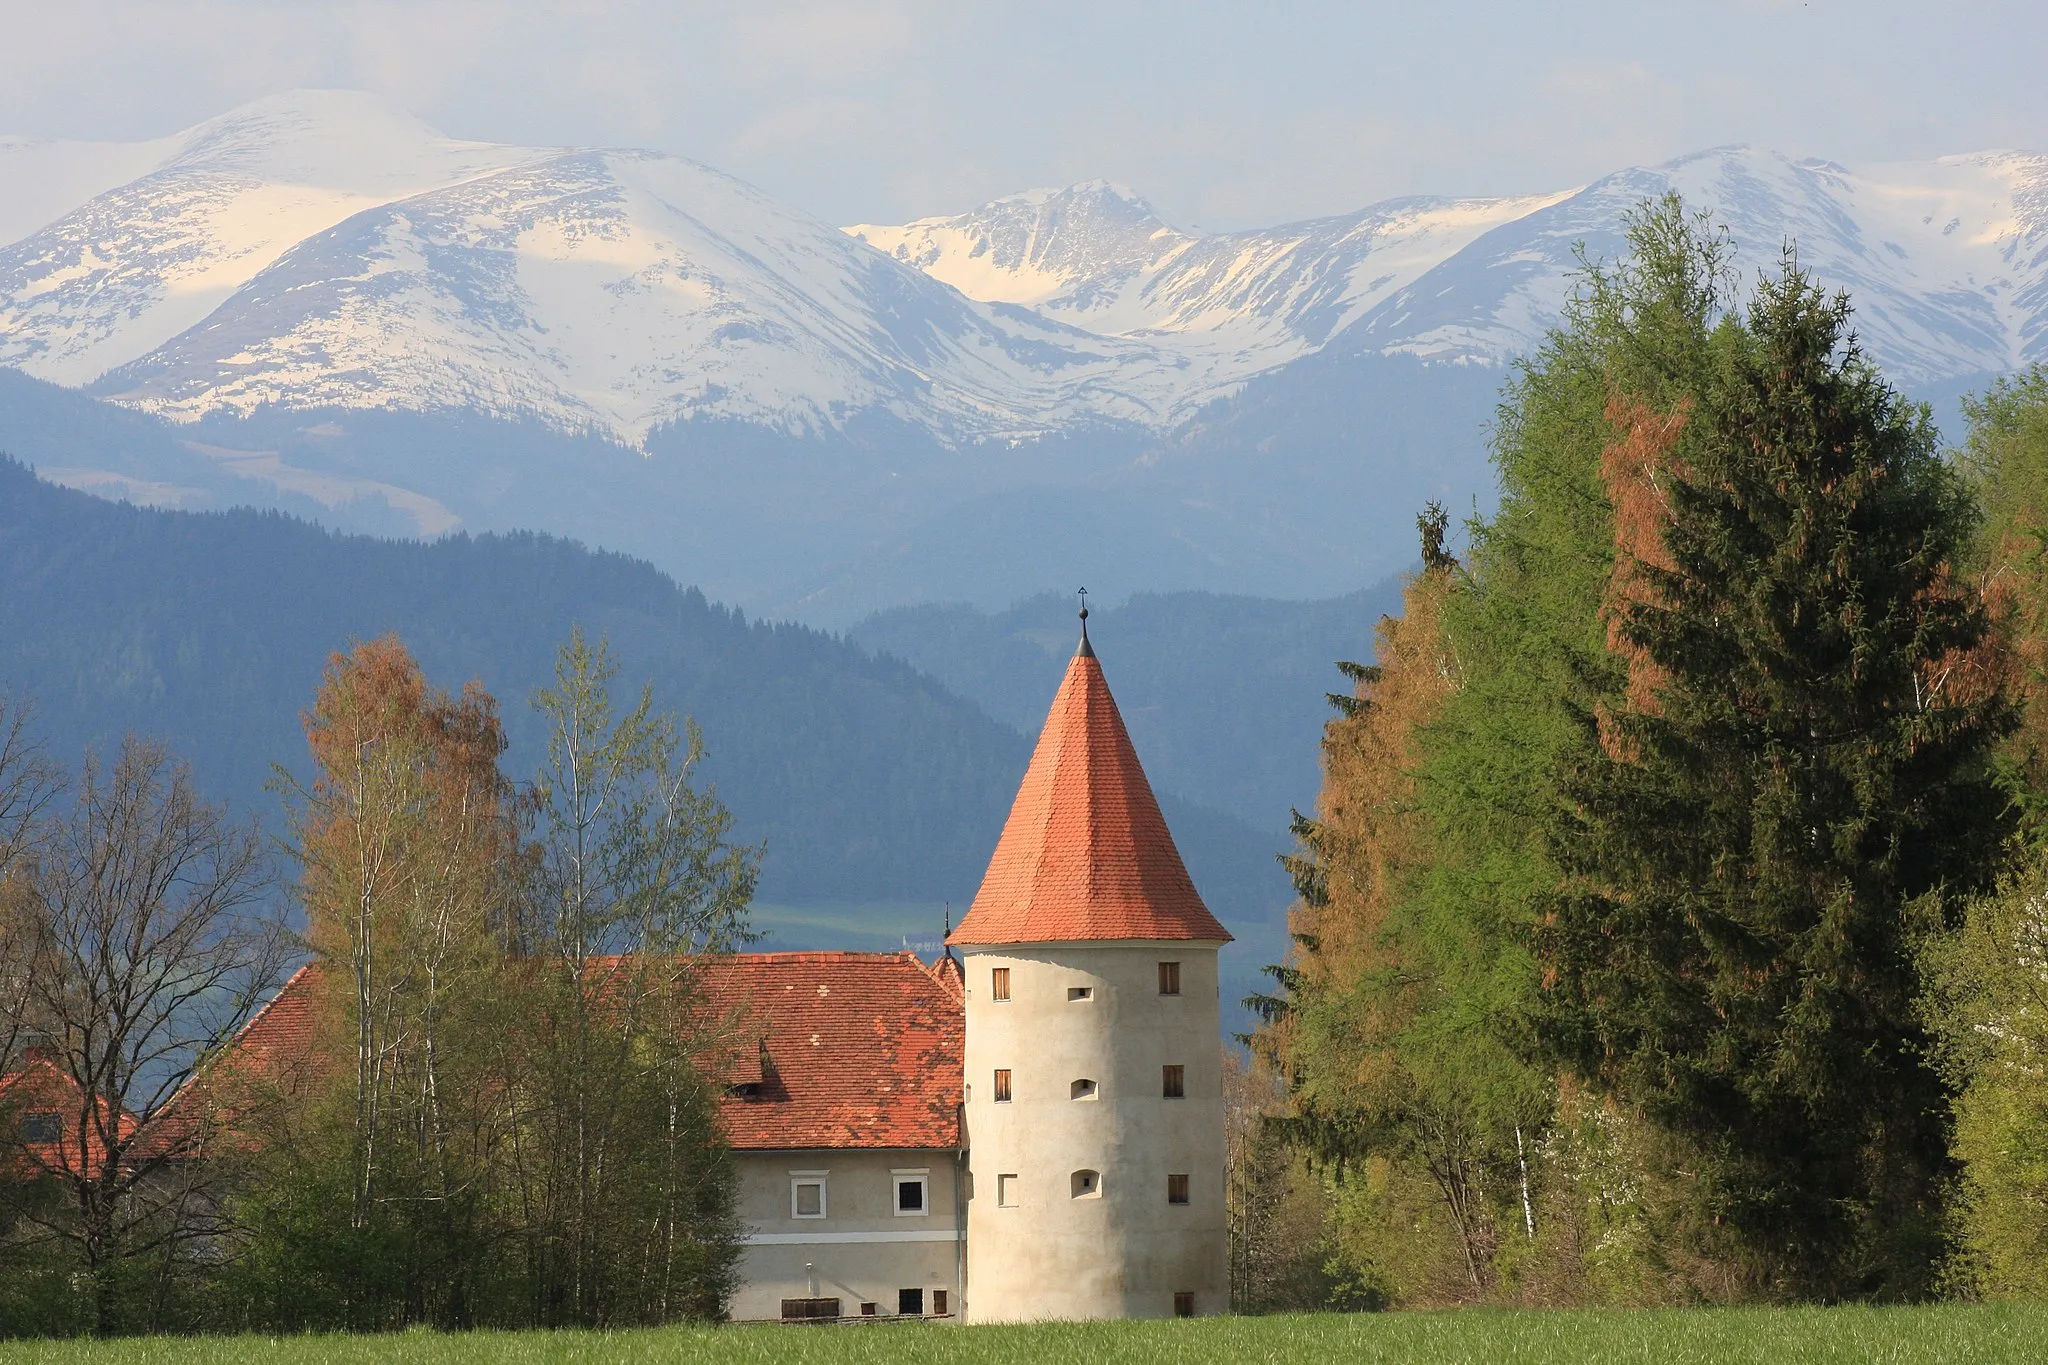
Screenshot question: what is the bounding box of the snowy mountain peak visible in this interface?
[3,91,2047,454]
[848,180,1185,311]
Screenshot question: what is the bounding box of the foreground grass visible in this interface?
[3,1305,2045,1365]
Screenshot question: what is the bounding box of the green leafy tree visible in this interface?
[508,626,756,1325]
[1538,256,2012,1298]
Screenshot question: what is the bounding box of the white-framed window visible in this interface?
[790,1170,828,1219]
[893,1168,930,1217]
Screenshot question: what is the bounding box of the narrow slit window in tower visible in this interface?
[1158,961,1182,995]
[1067,985,1093,1001]
[991,967,1010,1001]
[993,1068,1012,1102]
[1071,1169,1101,1199]
[1162,1064,1185,1098]
[1167,1173,1190,1205]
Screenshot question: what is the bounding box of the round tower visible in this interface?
[948,611,1232,1322]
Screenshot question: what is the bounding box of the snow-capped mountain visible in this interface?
[857,151,2048,390]
[4,90,2047,622]
[850,182,1570,396]
[4,91,2045,452]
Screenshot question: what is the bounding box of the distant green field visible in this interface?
[4,1306,2046,1365]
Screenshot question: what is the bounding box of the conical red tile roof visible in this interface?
[948,628,1232,946]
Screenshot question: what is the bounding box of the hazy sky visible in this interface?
[5,1,2044,231]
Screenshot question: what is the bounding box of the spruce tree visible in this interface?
[1538,258,2013,1296]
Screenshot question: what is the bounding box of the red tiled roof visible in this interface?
[948,634,1233,946]
[0,1055,136,1178]
[202,950,964,1154]
[707,952,962,1152]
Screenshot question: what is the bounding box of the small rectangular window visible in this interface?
[894,1170,929,1216]
[860,1302,877,1316]
[994,1068,1012,1102]
[1162,1064,1185,1098]
[21,1112,61,1143]
[1158,961,1181,995]
[991,967,1011,1001]
[1167,1173,1190,1205]
[791,1174,827,1219]
[998,1173,1019,1207]
[1067,985,1093,1001]
[1173,1291,1195,1317]
[782,1297,841,1320]
[934,1289,949,1316]
[898,1287,925,1316]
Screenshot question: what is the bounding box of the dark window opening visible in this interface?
[20,1112,60,1143]
[994,1068,1012,1103]
[1168,1173,1190,1204]
[898,1178,926,1212]
[1173,1291,1195,1317]
[1070,1078,1097,1100]
[1067,985,1093,1001]
[1158,961,1182,995]
[934,1289,950,1315]
[898,1287,925,1316]
[860,1302,877,1316]
[1071,1168,1100,1198]
[1162,1064,1185,1098]
[991,967,1011,1001]
[782,1297,841,1321]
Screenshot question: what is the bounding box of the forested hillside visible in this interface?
[0,458,1285,921]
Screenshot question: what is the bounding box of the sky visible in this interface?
[3,0,2045,232]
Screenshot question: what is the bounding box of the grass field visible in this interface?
[3,1306,2044,1365]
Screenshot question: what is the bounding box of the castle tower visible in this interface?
[948,612,1233,1322]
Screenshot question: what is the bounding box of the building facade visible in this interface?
[196,618,1227,1324]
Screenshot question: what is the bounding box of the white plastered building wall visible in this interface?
[729,1147,965,1322]
[960,940,1227,1322]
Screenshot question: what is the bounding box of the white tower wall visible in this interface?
[960,940,1227,1322]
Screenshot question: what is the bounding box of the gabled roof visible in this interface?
[707,952,962,1152]
[948,628,1232,947]
[0,1054,136,1178]
[197,950,964,1155]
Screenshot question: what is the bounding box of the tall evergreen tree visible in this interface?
[1538,257,2013,1297]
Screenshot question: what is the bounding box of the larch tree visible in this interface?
[264,635,519,1328]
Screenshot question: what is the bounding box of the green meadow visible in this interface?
[4,1307,2044,1365]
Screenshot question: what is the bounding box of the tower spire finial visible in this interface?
[1076,587,1094,658]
